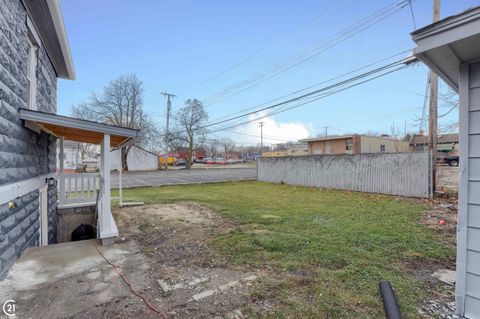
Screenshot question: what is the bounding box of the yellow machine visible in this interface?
[159,156,176,166]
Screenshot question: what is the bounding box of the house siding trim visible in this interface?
[456,62,470,315]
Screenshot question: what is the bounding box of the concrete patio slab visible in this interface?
[0,239,160,318]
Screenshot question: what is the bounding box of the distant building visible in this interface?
[110,146,160,171]
[177,148,206,161]
[299,134,410,155]
[262,147,309,157]
[56,140,80,172]
[410,133,459,152]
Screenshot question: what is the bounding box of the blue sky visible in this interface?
[58,0,478,145]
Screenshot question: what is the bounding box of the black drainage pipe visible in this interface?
[379,280,402,319]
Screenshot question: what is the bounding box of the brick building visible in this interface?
[299,134,411,155]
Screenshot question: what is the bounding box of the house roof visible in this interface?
[23,0,75,80]
[19,108,140,148]
[299,135,355,143]
[133,145,160,157]
[411,6,480,91]
[410,133,459,145]
[299,134,402,143]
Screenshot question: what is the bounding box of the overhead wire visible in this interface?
[200,0,348,85]
[202,0,412,106]
[201,58,412,131]
[206,64,411,134]
[165,58,414,140]
[206,49,412,124]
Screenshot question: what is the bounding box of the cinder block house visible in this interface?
[0,0,139,279]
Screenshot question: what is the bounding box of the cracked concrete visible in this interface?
[0,240,160,318]
[0,203,262,318]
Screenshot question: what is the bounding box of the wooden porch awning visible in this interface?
[19,108,140,148]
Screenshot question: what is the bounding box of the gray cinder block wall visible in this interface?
[0,0,58,278]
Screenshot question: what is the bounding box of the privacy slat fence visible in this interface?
[257,152,432,198]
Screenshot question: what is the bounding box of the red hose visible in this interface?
[95,244,167,318]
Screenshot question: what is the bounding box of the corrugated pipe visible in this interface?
[379,280,402,319]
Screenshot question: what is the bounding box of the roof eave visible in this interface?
[299,135,355,143]
[411,6,480,92]
[19,108,139,138]
[46,0,75,80]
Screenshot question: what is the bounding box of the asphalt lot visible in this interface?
[111,167,257,188]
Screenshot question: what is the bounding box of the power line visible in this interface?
[203,0,412,106]
[207,64,411,134]
[200,0,347,85]
[206,49,411,124]
[407,0,417,29]
[202,58,412,131]
[166,56,414,138]
[213,127,294,142]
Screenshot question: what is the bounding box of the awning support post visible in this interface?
[98,133,118,245]
[118,157,123,207]
[59,136,65,207]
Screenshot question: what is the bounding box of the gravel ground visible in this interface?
[113,203,262,318]
[418,198,459,319]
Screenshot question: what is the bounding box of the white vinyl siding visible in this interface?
[466,273,480,299]
[465,295,480,318]
[467,250,480,276]
[459,62,480,317]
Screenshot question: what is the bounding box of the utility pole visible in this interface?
[429,0,440,191]
[161,92,176,169]
[259,121,264,152]
[324,126,329,137]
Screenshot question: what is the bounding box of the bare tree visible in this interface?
[220,138,235,159]
[71,74,159,170]
[70,106,97,161]
[172,99,208,169]
[414,87,459,134]
[207,139,219,159]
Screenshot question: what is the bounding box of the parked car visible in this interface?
[193,158,205,164]
[445,155,459,166]
[215,157,227,164]
[175,160,193,166]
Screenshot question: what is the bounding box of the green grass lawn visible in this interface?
[115,181,454,318]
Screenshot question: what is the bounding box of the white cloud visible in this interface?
[230,112,311,146]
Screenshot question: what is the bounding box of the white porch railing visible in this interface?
[59,173,99,207]
[58,135,120,243]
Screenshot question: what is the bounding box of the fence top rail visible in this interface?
[62,172,100,177]
[259,152,430,160]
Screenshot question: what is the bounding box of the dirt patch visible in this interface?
[413,198,458,318]
[113,203,260,318]
[419,198,458,237]
[403,255,454,284]
[115,202,217,233]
